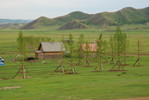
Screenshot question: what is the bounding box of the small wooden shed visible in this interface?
[35,42,65,59]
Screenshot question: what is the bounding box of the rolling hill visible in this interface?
[85,7,149,26]
[58,20,89,30]
[21,11,92,29]
[21,16,51,29]
[20,6,149,30]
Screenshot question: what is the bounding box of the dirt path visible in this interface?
[117,97,149,100]
[0,86,21,90]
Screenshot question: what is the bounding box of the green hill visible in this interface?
[21,6,149,30]
[21,11,91,29]
[86,7,149,26]
[21,16,51,29]
[55,11,92,23]
[58,20,89,30]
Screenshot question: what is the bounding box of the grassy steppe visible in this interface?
[0,28,149,54]
[0,28,149,100]
[0,57,149,100]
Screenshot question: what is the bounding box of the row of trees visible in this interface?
[56,26,129,73]
[14,26,129,77]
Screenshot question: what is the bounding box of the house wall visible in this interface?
[36,52,63,59]
[35,52,44,59]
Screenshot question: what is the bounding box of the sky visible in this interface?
[0,0,149,19]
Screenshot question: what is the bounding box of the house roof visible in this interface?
[38,42,65,52]
[81,44,97,52]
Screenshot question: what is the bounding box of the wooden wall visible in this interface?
[35,52,63,59]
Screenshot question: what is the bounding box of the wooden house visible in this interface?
[81,44,98,57]
[81,44,97,52]
[35,42,65,59]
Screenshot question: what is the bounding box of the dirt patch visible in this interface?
[121,64,129,66]
[0,86,21,90]
[14,76,31,79]
[92,70,101,72]
[0,78,10,80]
[132,65,146,67]
[117,97,149,100]
[65,72,78,74]
[55,70,67,73]
[109,70,127,72]
[83,99,93,100]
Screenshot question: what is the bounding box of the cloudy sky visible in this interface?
[0,0,148,19]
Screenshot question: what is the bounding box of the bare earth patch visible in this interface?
[0,86,21,90]
[14,76,31,79]
[117,97,149,100]
[0,73,7,74]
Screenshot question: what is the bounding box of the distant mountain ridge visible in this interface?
[3,6,149,30]
[0,19,32,24]
[0,19,33,29]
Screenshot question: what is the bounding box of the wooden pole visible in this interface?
[13,60,28,79]
[66,58,76,74]
[55,58,65,73]
[133,38,141,66]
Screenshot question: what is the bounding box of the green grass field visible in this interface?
[0,57,149,100]
[0,28,149,100]
[0,29,149,55]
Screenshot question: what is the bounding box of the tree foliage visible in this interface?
[77,34,84,56]
[17,34,51,52]
[68,33,75,55]
[17,31,25,53]
[113,26,127,57]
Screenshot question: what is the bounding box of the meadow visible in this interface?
[0,28,149,100]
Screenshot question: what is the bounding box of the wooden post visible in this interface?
[133,38,141,66]
[55,58,65,73]
[95,58,104,71]
[66,58,77,74]
[13,60,28,79]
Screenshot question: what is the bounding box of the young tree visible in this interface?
[110,26,126,71]
[68,33,74,54]
[122,33,129,65]
[95,34,107,71]
[95,34,103,71]
[109,35,115,64]
[84,41,91,67]
[13,31,29,79]
[66,33,77,74]
[76,34,84,66]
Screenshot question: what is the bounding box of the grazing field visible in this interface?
[0,29,149,55]
[0,29,149,100]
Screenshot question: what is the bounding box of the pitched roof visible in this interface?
[38,42,65,52]
[81,44,97,52]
